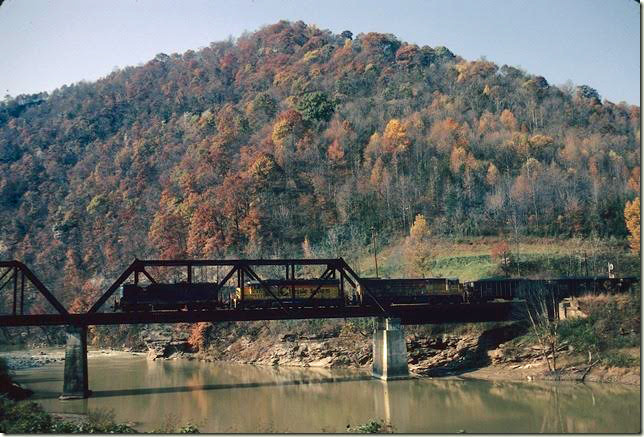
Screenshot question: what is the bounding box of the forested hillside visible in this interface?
[0,21,640,310]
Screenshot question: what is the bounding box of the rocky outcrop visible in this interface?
[142,327,192,360]
[408,334,479,376]
[200,332,373,369]
[175,322,529,377]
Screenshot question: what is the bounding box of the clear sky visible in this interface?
[0,0,640,105]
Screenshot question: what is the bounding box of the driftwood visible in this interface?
[581,359,600,382]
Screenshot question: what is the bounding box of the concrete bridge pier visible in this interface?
[59,325,90,400]
[372,317,409,380]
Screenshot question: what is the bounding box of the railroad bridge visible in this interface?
[0,258,635,399]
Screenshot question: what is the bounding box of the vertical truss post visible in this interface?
[240,268,244,300]
[20,270,24,315]
[12,267,17,316]
[187,263,192,284]
[237,268,243,301]
[290,263,295,300]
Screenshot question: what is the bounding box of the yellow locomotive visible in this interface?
[233,279,344,309]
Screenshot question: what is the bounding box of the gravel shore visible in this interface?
[0,348,144,371]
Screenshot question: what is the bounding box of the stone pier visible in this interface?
[59,325,90,400]
[372,317,409,380]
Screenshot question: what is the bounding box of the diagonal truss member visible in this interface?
[0,261,68,316]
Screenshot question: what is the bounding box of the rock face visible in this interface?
[202,332,373,369]
[142,327,192,360]
[141,322,529,377]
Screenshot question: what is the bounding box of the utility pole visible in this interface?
[371,226,379,278]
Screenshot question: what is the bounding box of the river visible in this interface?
[10,352,641,433]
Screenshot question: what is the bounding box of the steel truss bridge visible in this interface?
[1,257,636,398]
[0,258,522,327]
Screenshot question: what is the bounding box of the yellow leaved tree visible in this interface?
[624,197,640,254]
[404,214,434,277]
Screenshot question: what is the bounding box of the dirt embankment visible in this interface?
[4,322,637,386]
[140,324,640,385]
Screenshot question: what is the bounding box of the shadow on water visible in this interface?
[31,374,375,400]
[14,377,61,384]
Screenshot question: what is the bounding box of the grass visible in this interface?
[556,292,640,367]
[355,236,639,281]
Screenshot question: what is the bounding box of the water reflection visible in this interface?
[11,354,641,433]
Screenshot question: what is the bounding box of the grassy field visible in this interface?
[352,236,639,281]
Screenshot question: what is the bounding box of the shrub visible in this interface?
[0,398,137,434]
[603,352,638,368]
[179,423,201,433]
[0,398,54,433]
[347,420,394,433]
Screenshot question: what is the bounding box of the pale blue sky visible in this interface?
[0,0,640,104]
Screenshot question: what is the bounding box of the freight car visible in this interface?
[463,278,531,302]
[463,276,639,303]
[358,278,462,306]
[547,276,638,298]
[232,279,343,309]
[114,282,234,312]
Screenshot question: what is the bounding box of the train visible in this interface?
[113,275,638,312]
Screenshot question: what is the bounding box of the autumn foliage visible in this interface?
[0,20,639,310]
[404,214,434,277]
[624,197,640,254]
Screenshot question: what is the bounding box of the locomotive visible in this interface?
[358,278,462,305]
[232,279,345,309]
[114,282,234,312]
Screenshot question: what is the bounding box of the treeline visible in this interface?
[0,20,639,309]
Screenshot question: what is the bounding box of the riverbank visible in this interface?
[0,348,145,371]
[2,291,639,387]
[4,325,637,388]
[140,319,640,386]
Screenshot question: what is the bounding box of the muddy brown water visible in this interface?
[9,352,641,433]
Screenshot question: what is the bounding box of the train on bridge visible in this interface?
[113,275,638,312]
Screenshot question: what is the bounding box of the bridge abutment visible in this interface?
[59,325,90,400]
[372,317,409,380]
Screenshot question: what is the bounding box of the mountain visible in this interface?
[0,20,639,309]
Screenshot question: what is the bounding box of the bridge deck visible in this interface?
[0,302,521,326]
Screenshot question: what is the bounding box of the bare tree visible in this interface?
[523,284,559,374]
